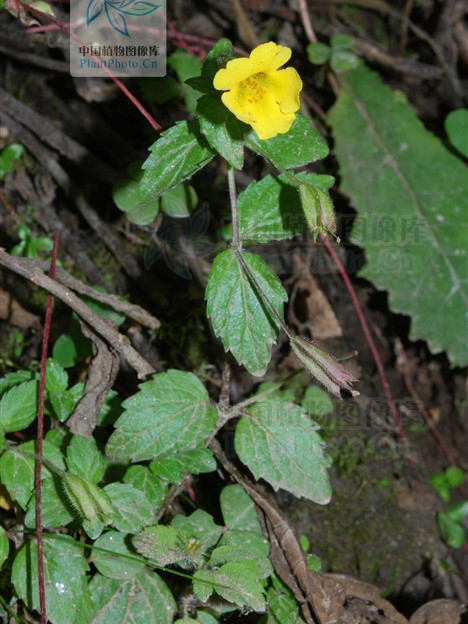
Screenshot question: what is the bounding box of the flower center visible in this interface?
[240,72,267,104]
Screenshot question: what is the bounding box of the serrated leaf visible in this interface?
[106,370,217,462]
[329,63,468,366]
[238,173,333,243]
[0,380,38,432]
[172,509,222,556]
[140,121,216,202]
[45,358,68,394]
[198,96,245,168]
[0,439,65,509]
[123,465,168,508]
[86,569,176,624]
[133,525,187,566]
[92,531,146,580]
[149,447,216,484]
[193,569,215,602]
[206,250,287,375]
[104,483,154,533]
[246,114,329,170]
[0,370,35,396]
[210,530,272,578]
[235,399,331,503]
[220,484,262,534]
[12,535,89,624]
[66,435,105,483]
[210,561,266,612]
[265,582,301,624]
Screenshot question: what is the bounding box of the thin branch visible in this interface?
[15,258,160,330]
[227,166,240,248]
[0,249,155,379]
[36,234,58,624]
[298,0,318,43]
[319,234,406,440]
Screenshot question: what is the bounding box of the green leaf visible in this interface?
[86,569,176,624]
[25,476,74,529]
[264,580,301,624]
[206,250,287,376]
[246,114,329,170]
[430,473,450,502]
[0,439,65,509]
[140,121,216,203]
[66,435,105,484]
[208,561,266,612]
[0,380,38,433]
[235,399,331,503]
[123,465,168,508]
[186,38,235,96]
[302,385,334,417]
[220,484,263,534]
[149,447,216,484]
[445,466,466,489]
[306,42,331,65]
[0,370,35,396]
[437,512,466,548]
[52,323,92,368]
[444,109,468,158]
[210,530,272,578]
[161,184,198,218]
[133,525,187,566]
[192,569,215,602]
[447,501,468,523]
[172,509,223,555]
[0,526,10,569]
[139,76,181,104]
[330,34,356,49]
[197,96,245,168]
[168,48,203,114]
[45,358,68,393]
[12,535,89,624]
[238,172,333,243]
[0,143,23,178]
[106,370,217,462]
[330,49,359,73]
[104,483,154,533]
[92,531,146,580]
[329,63,468,366]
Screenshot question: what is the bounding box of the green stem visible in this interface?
[227,164,241,248]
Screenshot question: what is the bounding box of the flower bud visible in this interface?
[291,335,359,398]
[299,184,336,240]
[62,473,114,525]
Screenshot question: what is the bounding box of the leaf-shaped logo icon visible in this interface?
[85,0,161,37]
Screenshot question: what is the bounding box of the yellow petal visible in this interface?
[222,87,295,140]
[261,67,302,113]
[213,57,255,91]
[249,41,292,73]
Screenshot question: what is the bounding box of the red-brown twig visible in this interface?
[16,0,161,131]
[320,234,406,441]
[35,233,59,624]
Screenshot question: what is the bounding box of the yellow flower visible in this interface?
[213,42,302,140]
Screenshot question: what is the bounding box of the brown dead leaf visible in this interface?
[409,599,466,624]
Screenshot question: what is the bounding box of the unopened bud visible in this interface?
[62,473,114,525]
[291,336,359,398]
[299,184,336,240]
